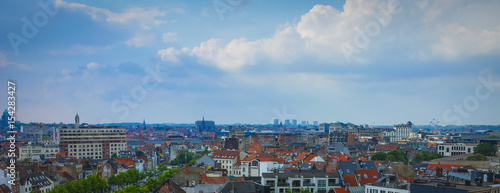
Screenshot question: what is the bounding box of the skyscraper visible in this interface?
[273,119,279,125]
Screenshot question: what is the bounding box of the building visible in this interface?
[261,171,341,193]
[17,164,52,193]
[1,109,9,128]
[329,130,349,145]
[437,143,476,156]
[195,117,216,132]
[19,142,59,160]
[292,119,297,126]
[285,120,290,126]
[274,119,279,125]
[410,180,500,193]
[212,150,243,176]
[57,113,127,159]
[319,124,330,134]
[385,121,413,142]
[228,128,249,152]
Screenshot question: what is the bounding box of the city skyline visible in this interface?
[1,0,500,125]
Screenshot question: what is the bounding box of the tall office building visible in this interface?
[284,119,290,126]
[292,119,297,126]
[313,121,318,125]
[273,119,279,125]
[56,113,126,159]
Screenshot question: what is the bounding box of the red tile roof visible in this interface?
[206,177,230,184]
[376,144,399,151]
[212,150,240,160]
[334,187,350,193]
[427,164,467,171]
[342,174,359,186]
[355,169,379,186]
[296,152,310,161]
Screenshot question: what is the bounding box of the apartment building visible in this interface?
[261,171,341,193]
[56,113,127,159]
[437,143,476,157]
[19,142,59,160]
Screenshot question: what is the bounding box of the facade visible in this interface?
[229,128,249,151]
[19,142,59,160]
[18,164,52,193]
[437,143,476,156]
[57,113,127,159]
[212,150,241,176]
[329,130,349,145]
[261,171,341,193]
[365,184,409,193]
[410,181,500,193]
[385,121,413,142]
[319,124,330,134]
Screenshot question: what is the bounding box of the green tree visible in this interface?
[466,153,488,161]
[485,135,500,139]
[386,150,408,164]
[371,151,387,161]
[112,153,118,158]
[474,143,497,156]
[411,151,443,164]
[170,151,195,165]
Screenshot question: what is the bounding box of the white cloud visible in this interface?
[432,24,500,60]
[158,0,500,71]
[55,0,167,29]
[126,33,156,47]
[158,47,184,63]
[162,32,178,43]
[87,62,98,69]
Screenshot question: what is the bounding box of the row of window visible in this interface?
[367,188,400,193]
[61,129,124,133]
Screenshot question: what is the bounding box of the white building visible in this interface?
[261,171,341,193]
[437,143,476,157]
[365,184,409,193]
[19,142,59,160]
[385,121,413,142]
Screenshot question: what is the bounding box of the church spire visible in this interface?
[75,112,80,128]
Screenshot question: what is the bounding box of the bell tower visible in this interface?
[75,112,80,128]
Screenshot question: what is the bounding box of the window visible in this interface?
[318,180,326,187]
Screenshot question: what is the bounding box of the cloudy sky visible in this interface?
[1,0,499,125]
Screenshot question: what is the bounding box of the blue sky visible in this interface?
[1,0,500,125]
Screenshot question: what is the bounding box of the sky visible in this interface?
[1,0,500,126]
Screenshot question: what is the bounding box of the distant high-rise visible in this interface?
[313,121,318,125]
[1,109,9,128]
[292,119,297,126]
[195,116,216,132]
[284,119,290,126]
[273,119,279,125]
[301,121,307,126]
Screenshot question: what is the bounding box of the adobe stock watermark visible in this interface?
[443,72,500,125]
[212,0,243,21]
[340,0,402,63]
[100,63,167,124]
[7,0,59,54]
